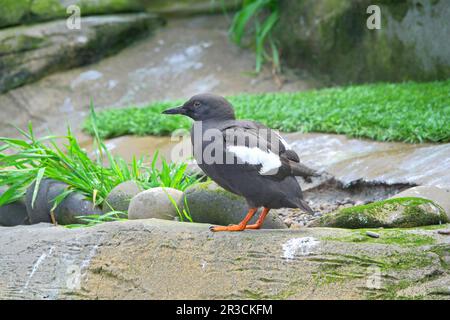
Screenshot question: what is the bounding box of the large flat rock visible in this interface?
[0,219,449,299]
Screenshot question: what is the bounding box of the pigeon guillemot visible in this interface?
[163,93,318,232]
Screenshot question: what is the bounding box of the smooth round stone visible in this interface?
[128,187,184,220]
[103,181,142,216]
[0,187,29,226]
[25,178,102,225]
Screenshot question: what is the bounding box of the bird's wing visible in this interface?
[217,121,293,178]
[218,120,319,179]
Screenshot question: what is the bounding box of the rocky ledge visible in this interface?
[1,219,449,300]
[0,13,163,93]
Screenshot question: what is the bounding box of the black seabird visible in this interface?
[163,93,318,232]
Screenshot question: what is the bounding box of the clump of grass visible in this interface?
[0,104,200,218]
[229,0,280,73]
[83,80,450,143]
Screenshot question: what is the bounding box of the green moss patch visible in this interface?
[323,228,436,247]
[318,197,448,229]
[83,80,450,143]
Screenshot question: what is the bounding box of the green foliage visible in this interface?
[0,104,200,210]
[83,80,450,143]
[229,0,280,72]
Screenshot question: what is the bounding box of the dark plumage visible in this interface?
[163,93,318,232]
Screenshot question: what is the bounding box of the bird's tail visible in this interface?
[296,199,315,215]
[290,162,320,178]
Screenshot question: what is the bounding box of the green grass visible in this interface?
[83,80,450,143]
[0,104,200,224]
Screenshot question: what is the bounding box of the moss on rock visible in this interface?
[275,0,450,83]
[322,228,437,247]
[0,0,144,28]
[317,197,448,229]
[0,0,32,28]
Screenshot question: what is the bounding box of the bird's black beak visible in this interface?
[162,106,186,115]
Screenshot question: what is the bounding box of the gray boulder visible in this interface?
[0,13,164,93]
[128,187,184,220]
[391,186,450,219]
[52,192,103,225]
[25,179,62,224]
[184,181,287,229]
[312,197,448,229]
[25,179,102,225]
[102,180,142,216]
[0,187,29,226]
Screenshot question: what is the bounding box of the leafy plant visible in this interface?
[0,123,117,208]
[229,0,280,73]
[0,104,201,212]
[142,151,203,192]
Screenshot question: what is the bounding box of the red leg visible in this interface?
[210,208,258,232]
[245,207,270,230]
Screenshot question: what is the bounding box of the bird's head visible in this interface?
[162,93,236,121]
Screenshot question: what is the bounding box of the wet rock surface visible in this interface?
[0,219,449,299]
[185,181,287,229]
[102,180,142,215]
[285,132,450,189]
[128,187,183,220]
[0,13,163,93]
[312,197,448,229]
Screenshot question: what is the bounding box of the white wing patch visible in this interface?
[227,145,282,174]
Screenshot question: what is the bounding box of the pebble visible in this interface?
[366,231,380,238]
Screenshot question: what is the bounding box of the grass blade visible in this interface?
[31,167,45,209]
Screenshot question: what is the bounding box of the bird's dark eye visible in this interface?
[194,101,201,107]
